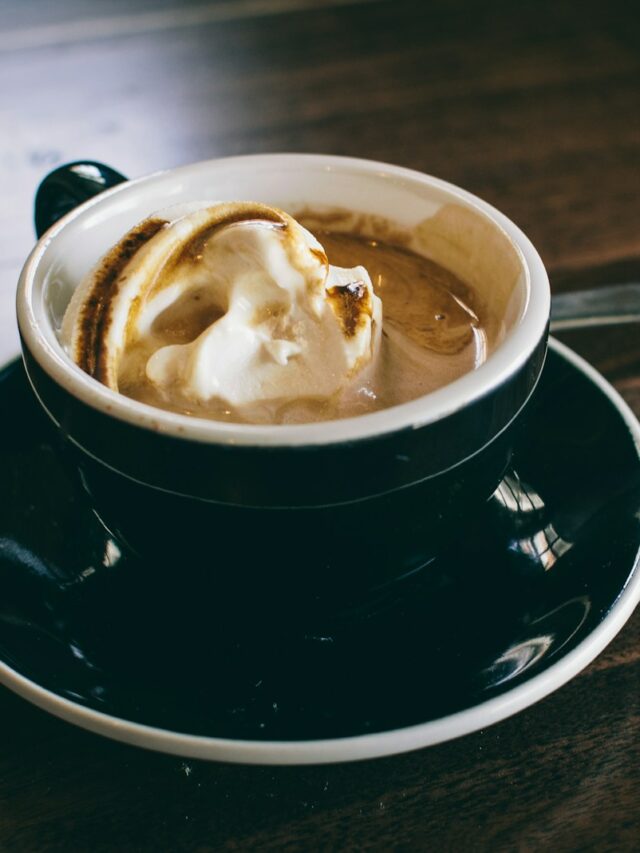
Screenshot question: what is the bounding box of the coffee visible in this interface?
[62,205,493,425]
[117,230,485,424]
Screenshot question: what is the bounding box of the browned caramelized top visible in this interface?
[177,207,287,267]
[76,217,167,382]
[326,281,370,338]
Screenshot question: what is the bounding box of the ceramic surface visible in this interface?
[1,339,639,763]
[17,155,550,597]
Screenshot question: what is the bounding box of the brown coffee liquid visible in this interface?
[118,228,486,424]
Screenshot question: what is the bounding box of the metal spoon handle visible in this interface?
[551,283,640,332]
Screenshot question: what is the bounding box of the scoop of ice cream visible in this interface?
[61,202,382,410]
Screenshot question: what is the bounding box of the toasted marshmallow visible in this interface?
[61,202,382,409]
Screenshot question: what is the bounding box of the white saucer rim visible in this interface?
[1,337,639,765]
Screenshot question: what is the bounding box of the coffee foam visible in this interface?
[61,202,382,411]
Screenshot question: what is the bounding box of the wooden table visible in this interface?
[1,1,639,849]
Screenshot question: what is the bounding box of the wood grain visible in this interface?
[0,625,638,851]
[0,0,639,849]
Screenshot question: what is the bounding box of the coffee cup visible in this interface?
[17,155,549,623]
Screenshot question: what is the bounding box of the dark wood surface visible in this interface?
[1,1,639,849]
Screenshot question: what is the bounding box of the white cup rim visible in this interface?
[17,153,550,448]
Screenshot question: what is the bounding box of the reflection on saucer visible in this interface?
[481,596,591,688]
[493,471,573,571]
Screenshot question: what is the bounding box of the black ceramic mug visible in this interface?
[17,155,549,623]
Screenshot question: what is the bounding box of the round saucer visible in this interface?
[1,338,639,764]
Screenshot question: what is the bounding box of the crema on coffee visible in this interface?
[61,203,496,425]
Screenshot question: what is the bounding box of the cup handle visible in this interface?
[34,161,128,238]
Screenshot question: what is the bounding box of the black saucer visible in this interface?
[1,340,640,761]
